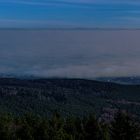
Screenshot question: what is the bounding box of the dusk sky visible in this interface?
[0,0,140,28]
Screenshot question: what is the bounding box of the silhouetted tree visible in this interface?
[110,111,140,140]
[83,114,101,140]
[0,114,15,140]
[48,111,66,140]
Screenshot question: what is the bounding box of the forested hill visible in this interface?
[0,78,140,118]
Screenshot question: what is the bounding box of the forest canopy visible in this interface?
[0,111,139,140]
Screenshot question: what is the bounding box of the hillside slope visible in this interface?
[0,78,140,118]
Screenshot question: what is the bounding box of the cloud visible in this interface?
[0,0,56,6]
[0,0,140,29]
[59,0,140,5]
[0,19,80,28]
[1,0,140,6]
[16,61,140,78]
[0,30,140,78]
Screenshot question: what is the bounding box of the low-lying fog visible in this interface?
[0,29,140,78]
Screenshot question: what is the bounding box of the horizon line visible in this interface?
[1,27,140,30]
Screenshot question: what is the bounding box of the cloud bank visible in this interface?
[0,30,140,78]
[2,0,140,5]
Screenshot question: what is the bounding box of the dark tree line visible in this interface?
[0,111,139,140]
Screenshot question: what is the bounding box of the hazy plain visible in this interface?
[0,29,140,78]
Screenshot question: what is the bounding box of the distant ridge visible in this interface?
[96,76,140,85]
[0,72,140,85]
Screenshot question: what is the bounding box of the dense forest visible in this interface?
[0,111,139,140]
[0,78,140,119]
[0,78,139,139]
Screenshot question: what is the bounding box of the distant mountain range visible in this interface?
[1,73,140,85]
[96,77,140,85]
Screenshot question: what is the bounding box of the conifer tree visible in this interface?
[83,114,101,140]
[110,111,140,140]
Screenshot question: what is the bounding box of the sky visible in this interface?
[0,1,140,78]
[0,0,140,28]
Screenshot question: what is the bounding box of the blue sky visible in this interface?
[0,0,140,28]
